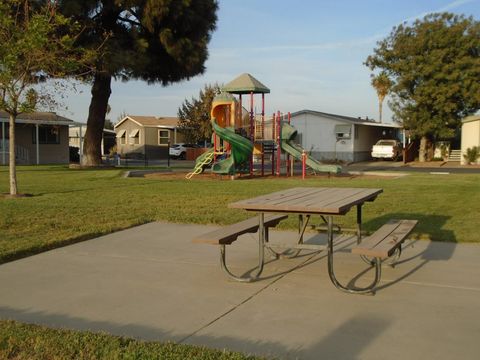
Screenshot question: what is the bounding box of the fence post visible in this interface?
[167,141,170,168]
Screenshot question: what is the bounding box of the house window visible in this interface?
[129,129,140,145]
[0,123,8,139]
[158,129,170,145]
[116,129,127,144]
[32,126,60,144]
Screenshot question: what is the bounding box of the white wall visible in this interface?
[290,112,354,162]
[461,116,480,165]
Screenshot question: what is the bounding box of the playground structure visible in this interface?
[186,73,341,179]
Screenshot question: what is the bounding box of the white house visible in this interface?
[290,110,404,162]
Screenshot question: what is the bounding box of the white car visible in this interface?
[169,143,197,159]
[371,139,403,161]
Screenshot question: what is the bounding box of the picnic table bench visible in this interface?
[352,219,418,258]
[193,214,288,282]
[194,187,418,294]
[193,214,288,245]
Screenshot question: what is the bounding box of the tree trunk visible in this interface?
[9,114,17,195]
[81,73,112,166]
[419,135,428,162]
[379,100,383,123]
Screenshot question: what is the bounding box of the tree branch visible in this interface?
[117,16,141,27]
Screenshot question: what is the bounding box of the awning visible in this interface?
[129,129,140,137]
[334,124,351,135]
[116,129,126,138]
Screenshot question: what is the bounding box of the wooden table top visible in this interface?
[229,187,383,215]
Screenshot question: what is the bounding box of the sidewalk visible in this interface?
[1,222,479,359]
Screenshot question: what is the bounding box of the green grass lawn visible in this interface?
[0,320,262,360]
[1,165,479,359]
[1,165,479,264]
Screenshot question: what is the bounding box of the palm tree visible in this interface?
[371,72,392,123]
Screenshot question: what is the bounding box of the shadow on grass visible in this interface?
[363,213,456,243]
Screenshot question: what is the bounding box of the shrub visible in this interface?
[463,146,480,164]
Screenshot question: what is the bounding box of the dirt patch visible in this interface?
[144,171,392,181]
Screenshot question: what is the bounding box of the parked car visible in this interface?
[371,139,403,161]
[169,143,198,159]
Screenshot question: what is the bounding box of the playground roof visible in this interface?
[213,91,236,103]
[223,73,270,94]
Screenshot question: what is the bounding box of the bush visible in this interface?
[463,146,480,164]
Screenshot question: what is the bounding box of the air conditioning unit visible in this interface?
[334,124,351,139]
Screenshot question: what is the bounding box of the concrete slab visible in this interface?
[1,222,479,359]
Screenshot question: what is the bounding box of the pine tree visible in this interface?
[177,83,221,144]
[57,0,219,166]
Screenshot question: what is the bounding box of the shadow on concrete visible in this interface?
[0,306,390,360]
[303,315,390,360]
[353,213,456,292]
[219,213,457,295]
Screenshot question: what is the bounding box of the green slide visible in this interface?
[211,119,253,175]
[281,123,342,174]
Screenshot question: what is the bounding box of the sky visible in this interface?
[57,0,480,125]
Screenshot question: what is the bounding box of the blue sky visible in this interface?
[59,0,480,125]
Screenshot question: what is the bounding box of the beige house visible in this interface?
[461,115,480,165]
[0,111,74,165]
[114,115,184,159]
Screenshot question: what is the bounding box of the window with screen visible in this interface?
[32,126,60,144]
[158,130,170,145]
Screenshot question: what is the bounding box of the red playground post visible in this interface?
[302,150,307,180]
[286,112,291,176]
[276,111,281,176]
[271,112,275,175]
[261,93,265,176]
[249,91,254,176]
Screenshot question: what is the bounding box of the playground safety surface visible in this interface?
[1,222,479,359]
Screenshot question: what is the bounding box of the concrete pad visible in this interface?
[1,222,480,360]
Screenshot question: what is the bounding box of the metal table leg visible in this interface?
[357,204,362,244]
[326,215,381,294]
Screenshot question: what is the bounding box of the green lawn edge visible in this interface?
[0,320,265,360]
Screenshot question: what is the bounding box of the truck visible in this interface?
[371,139,403,161]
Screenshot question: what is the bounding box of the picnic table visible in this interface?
[195,187,417,294]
